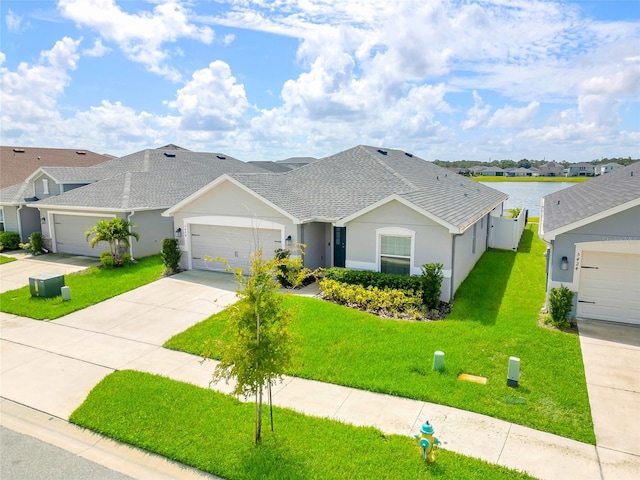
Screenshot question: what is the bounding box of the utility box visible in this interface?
[29,274,65,298]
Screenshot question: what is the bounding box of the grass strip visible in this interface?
[166,227,594,444]
[71,370,534,480]
[0,254,17,264]
[0,255,163,319]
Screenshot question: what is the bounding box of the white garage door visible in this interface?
[190,224,282,272]
[54,214,111,256]
[577,251,640,325]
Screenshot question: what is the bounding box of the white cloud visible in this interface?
[488,102,540,129]
[57,0,214,81]
[223,34,235,46]
[1,37,80,126]
[462,91,491,130]
[5,10,23,32]
[83,38,111,57]
[167,61,251,131]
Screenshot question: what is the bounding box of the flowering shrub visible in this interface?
[320,278,423,318]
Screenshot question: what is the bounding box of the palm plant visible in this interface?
[85,218,140,265]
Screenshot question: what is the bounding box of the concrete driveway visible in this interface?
[578,319,640,477]
[0,252,100,293]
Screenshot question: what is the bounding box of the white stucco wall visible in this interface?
[452,214,489,298]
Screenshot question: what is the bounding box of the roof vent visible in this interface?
[164,152,176,158]
[557,200,560,205]
[216,155,226,160]
[464,193,468,197]
[76,151,86,155]
[404,152,413,157]
[377,149,387,155]
[632,171,634,177]
[436,176,439,180]
[37,156,41,160]
[13,148,25,153]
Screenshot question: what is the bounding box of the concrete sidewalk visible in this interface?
[1,269,639,479]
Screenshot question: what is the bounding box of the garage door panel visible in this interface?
[191,224,282,272]
[577,251,640,325]
[54,214,111,256]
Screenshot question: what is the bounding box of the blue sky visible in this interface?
[1,1,638,162]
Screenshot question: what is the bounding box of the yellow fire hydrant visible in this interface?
[414,421,440,462]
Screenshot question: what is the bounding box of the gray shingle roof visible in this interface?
[230,146,507,232]
[541,162,640,235]
[30,148,265,210]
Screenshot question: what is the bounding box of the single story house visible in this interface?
[538,162,564,177]
[164,145,508,302]
[597,162,623,175]
[539,164,640,324]
[505,167,536,177]
[479,166,505,176]
[0,146,112,239]
[565,162,596,177]
[1,145,266,256]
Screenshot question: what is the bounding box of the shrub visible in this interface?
[421,263,443,310]
[161,238,181,274]
[274,248,314,288]
[319,278,422,318]
[549,285,574,327]
[0,231,21,251]
[20,232,44,255]
[121,253,133,266]
[100,251,115,268]
[323,268,423,292]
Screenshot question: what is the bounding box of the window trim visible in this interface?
[43,178,50,195]
[376,227,415,275]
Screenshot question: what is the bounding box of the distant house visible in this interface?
[597,162,623,175]
[506,167,536,177]
[539,164,640,324]
[275,157,317,169]
[469,165,487,175]
[538,162,564,177]
[565,163,596,177]
[479,166,505,176]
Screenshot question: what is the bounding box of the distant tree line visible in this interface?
[432,157,639,170]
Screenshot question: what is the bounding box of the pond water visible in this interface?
[479,182,574,217]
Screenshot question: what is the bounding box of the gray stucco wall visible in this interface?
[2,206,19,235]
[551,205,640,284]
[300,222,331,270]
[129,209,174,258]
[34,174,61,199]
[452,214,489,297]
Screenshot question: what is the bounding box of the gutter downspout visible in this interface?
[127,211,135,260]
[16,205,24,242]
[450,234,457,302]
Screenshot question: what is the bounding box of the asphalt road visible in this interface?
[1,426,135,480]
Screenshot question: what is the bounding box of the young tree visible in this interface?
[85,218,140,265]
[209,249,302,443]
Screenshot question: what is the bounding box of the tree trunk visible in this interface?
[255,383,263,443]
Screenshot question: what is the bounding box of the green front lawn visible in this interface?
[71,370,534,480]
[166,226,594,444]
[0,255,164,319]
[0,254,17,264]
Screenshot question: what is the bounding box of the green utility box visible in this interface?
[29,274,65,298]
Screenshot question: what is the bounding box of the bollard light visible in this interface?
[507,356,520,387]
[433,351,445,371]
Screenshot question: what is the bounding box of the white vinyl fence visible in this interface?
[488,208,528,251]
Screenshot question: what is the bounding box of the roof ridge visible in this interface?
[120,172,132,209]
[361,146,418,191]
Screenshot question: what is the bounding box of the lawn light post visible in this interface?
[414,421,440,462]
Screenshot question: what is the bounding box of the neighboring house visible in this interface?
[0,146,112,189]
[276,157,317,169]
[505,167,536,177]
[539,164,640,324]
[538,162,564,176]
[0,147,112,239]
[479,166,505,176]
[247,161,293,173]
[597,162,623,175]
[469,165,487,175]
[1,146,266,256]
[565,162,596,177]
[164,145,508,302]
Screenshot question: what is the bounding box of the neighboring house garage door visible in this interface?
[577,251,640,325]
[53,214,110,256]
[190,224,282,271]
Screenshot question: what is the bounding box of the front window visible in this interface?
[43,178,50,195]
[380,235,411,275]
